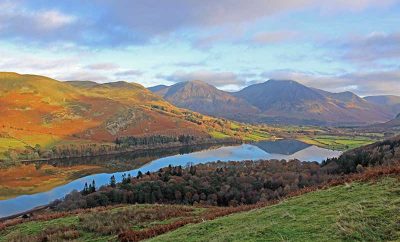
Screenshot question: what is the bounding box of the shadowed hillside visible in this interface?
[365,95,400,116]
[152,80,259,121]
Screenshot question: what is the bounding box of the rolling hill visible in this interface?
[0,72,205,143]
[0,72,268,161]
[152,79,392,125]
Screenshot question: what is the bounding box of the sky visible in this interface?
[0,0,399,96]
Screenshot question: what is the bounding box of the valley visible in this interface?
[2,2,400,241]
[1,72,391,166]
[1,135,399,241]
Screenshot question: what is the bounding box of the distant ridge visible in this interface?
[151,80,259,121]
[151,79,392,126]
[364,95,400,116]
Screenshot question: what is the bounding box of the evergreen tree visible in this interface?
[90,180,96,193]
[110,175,116,188]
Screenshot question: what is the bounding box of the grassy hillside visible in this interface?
[0,204,230,241]
[1,174,398,241]
[151,175,400,242]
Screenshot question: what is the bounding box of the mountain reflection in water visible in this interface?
[0,140,341,218]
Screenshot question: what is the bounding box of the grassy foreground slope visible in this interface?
[151,176,400,242]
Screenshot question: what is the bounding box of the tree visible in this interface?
[110,175,116,188]
[82,182,89,195]
[90,180,96,193]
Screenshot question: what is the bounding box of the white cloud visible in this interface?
[36,10,76,30]
[158,70,245,87]
[85,63,119,70]
[115,70,143,77]
[262,69,400,96]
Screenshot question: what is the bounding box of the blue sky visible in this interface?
[0,0,399,95]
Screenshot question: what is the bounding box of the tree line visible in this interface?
[322,135,400,173]
[53,135,400,211]
[53,159,339,210]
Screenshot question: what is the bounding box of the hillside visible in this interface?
[1,172,398,241]
[151,175,400,242]
[234,80,390,125]
[0,72,271,162]
[365,95,400,116]
[372,112,400,129]
[151,80,259,121]
[1,136,399,241]
[0,73,204,155]
[151,79,392,125]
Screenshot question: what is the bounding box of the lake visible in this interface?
[0,140,341,218]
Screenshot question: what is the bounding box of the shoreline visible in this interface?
[2,138,242,164]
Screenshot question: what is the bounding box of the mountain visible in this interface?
[369,112,400,130]
[65,80,98,88]
[152,80,259,121]
[148,85,169,95]
[254,139,311,155]
[150,79,391,126]
[0,72,249,160]
[364,95,400,116]
[234,80,391,125]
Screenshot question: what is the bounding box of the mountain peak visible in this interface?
[102,81,145,90]
[235,78,325,112]
[183,80,213,87]
[266,79,299,84]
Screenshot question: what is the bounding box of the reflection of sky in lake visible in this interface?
[0,143,341,217]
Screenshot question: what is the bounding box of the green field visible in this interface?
[151,176,400,242]
[300,135,375,150]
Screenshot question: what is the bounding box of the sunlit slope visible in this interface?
[0,72,271,159]
[151,176,400,242]
[0,73,207,154]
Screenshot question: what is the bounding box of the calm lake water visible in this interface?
[0,140,341,217]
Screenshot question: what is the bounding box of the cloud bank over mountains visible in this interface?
[0,0,399,95]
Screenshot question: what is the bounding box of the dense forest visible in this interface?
[54,159,339,210]
[53,135,400,211]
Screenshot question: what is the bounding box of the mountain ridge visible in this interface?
[150,79,393,125]
[152,80,260,121]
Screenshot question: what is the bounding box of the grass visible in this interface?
[299,135,375,150]
[150,176,400,242]
[209,130,231,139]
[0,205,219,242]
[1,174,398,241]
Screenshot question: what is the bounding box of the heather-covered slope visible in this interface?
[0,72,270,161]
[0,73,205,149]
